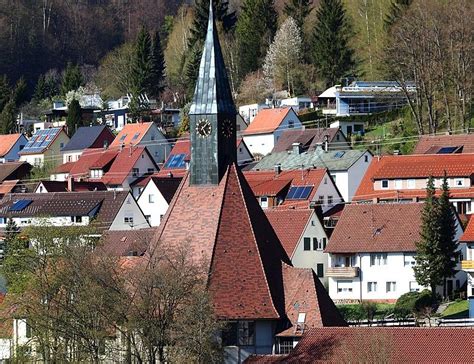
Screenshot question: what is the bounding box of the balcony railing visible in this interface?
[461,260,474,270]
[326,267,360,278]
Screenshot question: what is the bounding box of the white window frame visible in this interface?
[407,179,416,189]
[381,180,389,189]
[386,281,396,292]
[367,282,377,292]
[148,194,155,203]
[395,179,403,189]
[454,178,464,187]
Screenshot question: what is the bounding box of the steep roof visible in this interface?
[99,228,155,256]
[68,148,118,177]
[19,127,67,155]
[326,203,424,253]
[36,180,107,192]
[254,149,368,172]
[414,134,474,154]
[0,162,31,183]
[189,3,235,116]
[150,165,290,320]
[272,128,347,153]
[460,217,474,242]
[149,177,182,203]
[61,125,115,152]
[243,108,294,135]
[109,122,153,148]
[265,210,312,258]
[250,327,474,363]
[0,134,24,157]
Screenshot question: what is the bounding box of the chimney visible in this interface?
[292,142,302,155]
[167,172,173,178]
[372,197,379,204]
[274,164,281,176]
[67,176,74,192]
[324,135,329,152]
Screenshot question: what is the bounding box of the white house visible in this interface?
[279,96,313,112]
[0,134,28,163]
[253,148,373,203]
[265,209,330,286]
[326,203,466,303]
[330,120,365,137]
[137,176,182,226]
[238,103,269,124]
[242,108,303,156]
[61,125,115,163]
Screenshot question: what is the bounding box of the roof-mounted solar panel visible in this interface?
[9,200,33,212]
[437,146,458,154]
[286,185,313,200]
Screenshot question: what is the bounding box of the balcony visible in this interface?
[326,267,359,278]
[461,260,474,271]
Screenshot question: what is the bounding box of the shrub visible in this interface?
[394,290,435,318]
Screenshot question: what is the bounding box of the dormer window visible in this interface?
[381,180,389,189]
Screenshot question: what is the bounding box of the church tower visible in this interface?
[189,3,237,186]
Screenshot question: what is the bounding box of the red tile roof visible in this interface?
[252,327,474,363]
[0,133,23,157]
[36,180,107,192]
[0,180,20,195]
[67,148,118,177]
[460,216,474,242]
[243,108,294,135]
[99,228,155,256]
[326,203,424,253]
[414,134,474,154]
[265,209,312,257]
[109,122,153,148]
[54,161,75,174]
[149,165,291,320]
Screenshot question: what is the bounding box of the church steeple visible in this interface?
[189,2,237,186]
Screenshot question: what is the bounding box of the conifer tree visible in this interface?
[283,0,313,31]
[66,99,82,137]
[0,75,11,111]
[148,31,166,98]
[236,0,278,80]
[0,100,17,134]
[311,0,356,87]
[130,26,153,98]
[61,63,83,95]
[2,218,19,259]
[33,75,48,101]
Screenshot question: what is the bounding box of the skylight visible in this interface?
[437,146,458,154]
[334,151,345,158]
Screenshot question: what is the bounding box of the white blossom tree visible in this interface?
[263,17,303,96]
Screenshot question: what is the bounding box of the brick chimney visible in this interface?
[67,176,74,192]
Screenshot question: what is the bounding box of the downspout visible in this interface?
[359,253,363,302]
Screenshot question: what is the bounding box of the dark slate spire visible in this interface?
[189,2,236,116]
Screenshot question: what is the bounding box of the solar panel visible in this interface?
[293,186,305,199]
[301,186,313,199]
[437,146,458,154]
[287,185,313,200]
[286,186,298,199]
[9,200,32,212]
[165,154,186,169]
[334,151,345,158]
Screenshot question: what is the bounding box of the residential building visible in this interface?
[318,86,337,115]
[265,209,330,286]
[244,169,342,212]
[329,120,365,137]
[279,96,313,112]
[0,134,28,163]
[0,191,149,232]
[325,203,465,302]
[34,179,107,193]
[0,162,31,184]
[272,128,350,153]
[353,154,474,215]
[242,108,303,156]
[136,176,182,226]
[61,125,115,163]
[238,103,269,124]
[109,122,171,164]
[245,327,474,363]
[460,217,474,317]
[253,148,373,202]
[413,133,474,154]
[18,127,70,168]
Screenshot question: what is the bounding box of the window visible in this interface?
[316,263,324,277]
[395,179,403,189]
[407,179,416,189]
[317,195,324,204]
[370,253,387,266]
[456,201,471,215]
[324,178,328,184]
[277,337,294,355]
[404,254,416,266]
[147,168,154,174]
[367,282,377,292]
[313,238,318,250]
[322,237,327,250]
[67,155,72,162]
[386,281,396,292]
[223,321,255,346]
[260,196,268,209]
[70,216,82,223]
[34,157,41,166]
[124,216,134,225]
[409,281,420,292]
[25,321,32,338]
[454,178,464,187]
[364,155,369,162]
[132,168,139,177]
[327,196,333,205]
[148,194,155,203]
[303,237,311,251]
[60,142,64,148]
[288,120,294,128]
[381,180,389,189]
[337,280,353,293]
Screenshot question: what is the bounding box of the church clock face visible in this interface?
[196,118,212,138]
[222,119,234,138]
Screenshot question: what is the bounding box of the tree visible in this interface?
[33,74,48,101]
[1,218,19,260]
[66,99,82,137]
[130,25,153,98]
[236,0,278,80]
[263,17,303,95]
[61,63,83,95]
[384,0,412,29]
[0,100,17,134]
[283,0,313,32]
[148,31,166,98]
[311,0,357,87]
[0,75,11,111]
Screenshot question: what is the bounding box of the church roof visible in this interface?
[189,3,235,116]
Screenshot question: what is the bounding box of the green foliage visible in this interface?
[236,0,277,80]
[149,31,166,98]
[66,99,82,137]
[311,0,357,87]
[384,0,412,29]
[283,0,313,31]
[1,218,19,260]
[60,63,83,95]
[29,162,57,180]
[0,75,11,111]
[131,26,153,98]
[177,103,191,136]
[0,100,17,134]
[394,290,435,318]
[337,303,394,321]
[441,299,469,318]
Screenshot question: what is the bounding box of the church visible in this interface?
[149,4,345,362]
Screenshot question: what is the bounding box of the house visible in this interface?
[0,134,28,163]
[61,125,115,163]
[0,191,149,232]
[244,169,342,212]
[265,209,330,286]
[279,96,313,112]
[60,148,118,181]
[0,162,31,184]
[34,179,107,193]
[109,122,171,164]
[0,180,26,197]
[18,127,70,168]
[352,154,474,215]
[318,86,337,115]
[330,119,365,137]
[136,176,182,226]
[271,128,350,153]
[94,96,129,130]
[242,108,303,156]
[245,327,474,363]
[253,148,373,202]
[413,133,474,154]
[460,217,474,316]
[238,103,269,124]
[325,203,465,303]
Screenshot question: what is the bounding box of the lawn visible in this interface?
[441,300,469,319]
